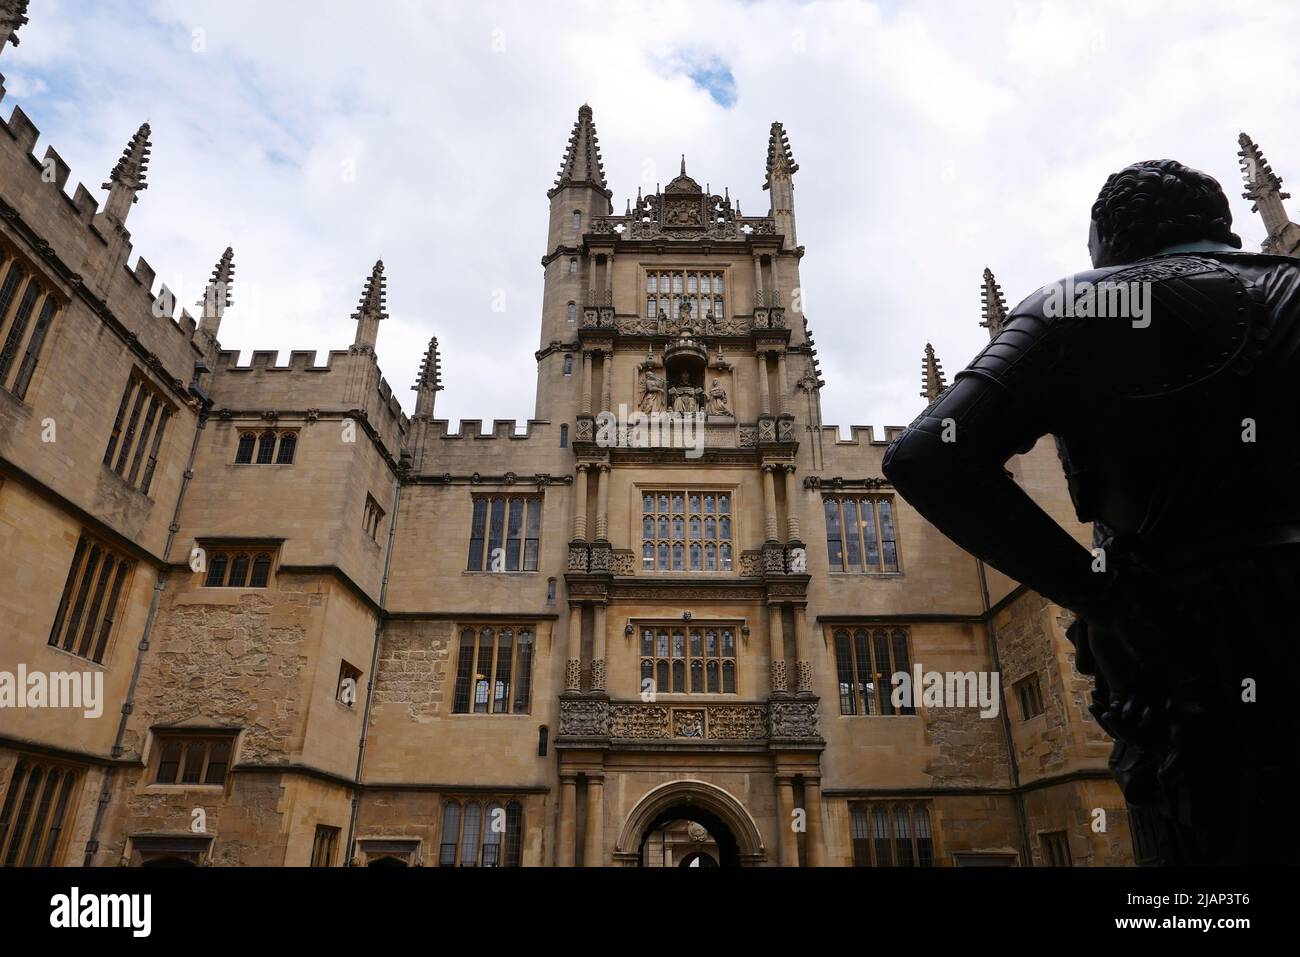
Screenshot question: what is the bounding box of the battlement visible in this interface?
[821,424,907,447]
[209,348,410,447]
[214,349,350,373]
[0,90,203,382]
[427,418,549,441]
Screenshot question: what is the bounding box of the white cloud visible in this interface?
[1,0,1291,431]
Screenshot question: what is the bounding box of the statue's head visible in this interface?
[1089,159,1242,267]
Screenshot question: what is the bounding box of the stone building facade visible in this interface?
[1,10,1291,867]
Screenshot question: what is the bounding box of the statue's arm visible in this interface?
[882,326,1103,614]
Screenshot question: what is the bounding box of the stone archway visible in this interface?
[615,780,766,867]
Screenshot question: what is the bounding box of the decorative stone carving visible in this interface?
[564,659,582,692]
[796,661,813,693]
[588,542,613,573]
[769,660,788,693]
[777,417,796,442]
[738,550,762,576]
[559,696,609,736]
[574,416,595,443]
[707,705,767,739]
[738,427,758,448]
[762,543,787,575]
[591,659,605,691]
[610,704,670,739]
[757,417,777,443]
[673,709,705,738]
[611,550,637,575]
[567,544,589,572]
[768,699,820,739]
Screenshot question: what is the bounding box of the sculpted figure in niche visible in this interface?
[679,300,695,337]
[669,371,702,414]
[707,378,732,416]
[639,366,665,414]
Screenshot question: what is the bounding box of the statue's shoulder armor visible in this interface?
[960,256,1270,403]
[1101,254,1268,400]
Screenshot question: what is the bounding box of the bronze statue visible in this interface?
[883,159,1300,865]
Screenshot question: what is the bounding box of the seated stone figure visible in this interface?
[883,159,1300,865]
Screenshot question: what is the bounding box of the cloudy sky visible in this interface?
[3,0,1295,431]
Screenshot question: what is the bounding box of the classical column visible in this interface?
[804,777,826,867]
[583,774,605,867]
[756,351,771,415]
[573,464,589,541]
[592,602,607,691]
[565,603,582,691]
[587,253,597,301]
[777,775,799,867]
[776,351,790,414]
[580,351,593,414]
[605,253,614,298]
[762,464,779,542]
[558,774,579,867]
[595,463,611,540]
[783,465,800,541]
[767,603,787,693]
[753,254,764,303]
[601,350,613,413]
[792,603,811,692]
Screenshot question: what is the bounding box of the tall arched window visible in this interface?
[235,433,256,464]
[274,432,296,464]
[563,355,573,376]
[567,301,575,322]
[560,424,569,448]
[256,431,277,464]
[569,258,577,275]
[573,210,582,233]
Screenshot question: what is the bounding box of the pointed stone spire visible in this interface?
[1238,132,1300,252]
[763,121,799,190]
[980,267,1009,339]
[101,122,151,228]
[351,260,387,354]
[0,1,30,54]
[197,246,234,341]
[764,121,799,249]
[549,103,611,199]
[412,335,444,418]
[920,343,947,401]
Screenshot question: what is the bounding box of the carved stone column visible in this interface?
[777,775,799,867]
[753,254,764,301]
[792,603,811,693]
[776,351,790,415]
[756,350,771,415]
[573,464,589,541]
[565,603,582,692]
[581,351,593,414]
[583,774,605,867]
[595,463,611,541]
[558,773,579,867]
[768,603,787,693]
[605,253,614,297]
[600,350,613,414]
[592,602,607,691]
[761,464,779,542]
[782,465,800,541]
[804,777,826,867]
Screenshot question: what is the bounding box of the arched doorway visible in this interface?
[640,805,739,867]
[615,780,766,867]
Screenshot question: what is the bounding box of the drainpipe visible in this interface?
[977,557,1032,867]
[345,469,402,864]
[83,413,207,867]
